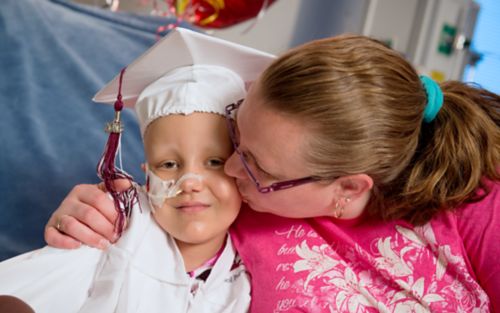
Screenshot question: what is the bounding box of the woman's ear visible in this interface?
[336,174,373,198]
[331,174,373,219]
[141,163,147,173]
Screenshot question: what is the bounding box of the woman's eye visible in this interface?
[240,151,251,162]
[239,150,274,179]
[161,160,178,169]
[250,158,277,180]
[207,158,225,168]
[256,164,276,180]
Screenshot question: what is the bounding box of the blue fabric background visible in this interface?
[0,0,192,260]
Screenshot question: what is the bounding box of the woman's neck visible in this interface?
[175,233,227,272]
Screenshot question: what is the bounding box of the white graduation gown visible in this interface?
[0,192,251,313]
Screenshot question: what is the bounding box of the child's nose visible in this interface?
[177,173,204,193]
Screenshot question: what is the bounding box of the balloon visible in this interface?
[166,0,277,29]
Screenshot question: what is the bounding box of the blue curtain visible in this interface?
[0,0,192,260]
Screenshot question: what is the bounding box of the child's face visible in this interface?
[143,113,241,248]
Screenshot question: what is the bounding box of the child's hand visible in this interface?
[44,180,131,250]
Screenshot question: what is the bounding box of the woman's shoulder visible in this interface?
[231,204,303,233]
[450,179,500,254]
[455,179,499,219]
[451,179,500,308]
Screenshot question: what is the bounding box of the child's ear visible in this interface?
[141,163,147,173]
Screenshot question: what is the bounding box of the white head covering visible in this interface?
[92,27,275,135]
[134,64,244,135]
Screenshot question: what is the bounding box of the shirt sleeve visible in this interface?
[456,181,500,311]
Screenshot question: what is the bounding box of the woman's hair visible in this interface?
[260,34,500,225]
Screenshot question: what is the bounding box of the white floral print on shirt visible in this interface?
[291,223,489,313]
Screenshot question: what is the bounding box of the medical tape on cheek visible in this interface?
[145,170,204,209]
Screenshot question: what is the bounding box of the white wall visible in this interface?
[74,0,303,55]
[74,0,482,81]
[207,0,303,55]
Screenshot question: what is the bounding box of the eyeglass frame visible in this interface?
[224,99,323,194]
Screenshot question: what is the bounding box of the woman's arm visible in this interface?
[44,182,128,249]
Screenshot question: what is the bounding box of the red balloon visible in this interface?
[166,0,278,29]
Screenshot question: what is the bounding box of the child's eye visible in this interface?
[207,158,225,168]
[161,160,179,169]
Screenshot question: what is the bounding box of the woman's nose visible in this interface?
[224,152,247,180]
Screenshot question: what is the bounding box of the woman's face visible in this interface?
[145,113,241,248]
[224,81,338,218]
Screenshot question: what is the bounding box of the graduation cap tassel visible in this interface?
[97,67,138,237]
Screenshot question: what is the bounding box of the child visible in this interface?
[0,28,274,313]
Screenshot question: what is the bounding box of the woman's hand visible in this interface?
[44,180,131,249]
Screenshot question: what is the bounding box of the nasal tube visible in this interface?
[144,169,204,209]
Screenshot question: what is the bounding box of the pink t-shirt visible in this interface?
[230,182,500,312]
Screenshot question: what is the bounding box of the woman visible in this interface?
[45,34,500,312]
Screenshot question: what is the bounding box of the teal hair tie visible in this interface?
[419,75,443,123]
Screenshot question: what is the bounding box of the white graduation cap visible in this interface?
[93,27,276,135]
